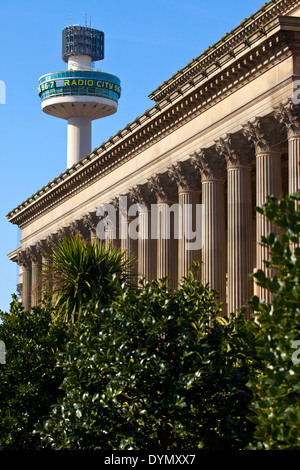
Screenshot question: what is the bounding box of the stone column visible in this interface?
[28,246,42,307]
[215,134,254,316]
[31,258,41,307]
[119,195,138,281]
[104,213,117,247]
[36,239,50,303]
[17,249,32,311]
[168,162,201,282]
[110,198,121,249]
[191,149,226,311]
[243,117,283,303]
[274,99,300,194]
[68,220,84,239]
[82,212,98,243]
[56,228,67,243]
[148,174,178,289]
[96,199,120,248]
[128,185,156,282]
[42,234,57,297]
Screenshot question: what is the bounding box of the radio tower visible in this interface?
[38,25,121,168]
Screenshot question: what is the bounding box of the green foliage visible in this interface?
[38,265,258,450]
[189,312,259,450]
[0,237,131,450]
[42,234,130,322]
[248,192,300,450]
[2,193,299,450]
[0,296,68,449]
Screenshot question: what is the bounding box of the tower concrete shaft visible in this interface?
[67,117,91,167]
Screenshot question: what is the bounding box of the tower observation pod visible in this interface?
[38,26,121,168]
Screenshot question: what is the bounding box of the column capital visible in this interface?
[274,99,300,139]
[27,245,42,263]
[128,185,143,202]
[191,148,226,182]
[56,227,67,241]
[17,249,31,269]
[45,233,57,250]
[35,239,49,255]
[242,116,283,154]
[68,219,84,237]
[215,134,253,168]
[102,194,119,213]
[147,175,166,202]
[168,161,199,192]
[147,174,176,203]
[128,184,154,209]
[82,211,97,232]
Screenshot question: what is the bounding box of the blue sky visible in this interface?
[0,0,265,312]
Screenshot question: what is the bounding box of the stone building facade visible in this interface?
[7,0,300,316]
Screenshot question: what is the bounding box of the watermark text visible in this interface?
[0,80,6,104]
[96,196,203,250]
[0,340,6,364]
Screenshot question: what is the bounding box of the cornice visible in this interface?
[6,14,300,228]
[148,0,300,102]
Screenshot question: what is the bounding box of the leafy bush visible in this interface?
[0,296,68,449]
[38,265,258,450]
[248,192,300,449]
[0,235,131,449]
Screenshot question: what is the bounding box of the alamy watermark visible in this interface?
[292,80,300,105]
[96,196,203,250]
[292,340,300,365]
[0,341,6,364]
[0,80,6,104]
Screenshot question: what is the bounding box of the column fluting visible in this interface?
[216,134,254,316]
[243,117,283,303]
[168,162,201,282]
[191,149,226,311]
[17,250,32,312]
[148,174,178,289]
[274,99,300,194]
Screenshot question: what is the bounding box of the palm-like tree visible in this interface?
[41,234,131,322]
